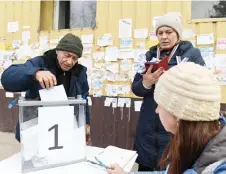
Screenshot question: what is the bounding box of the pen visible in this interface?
[94,156,110,169]
[87,160,107,168]
[8,97,19,110]
[82,92,89,99]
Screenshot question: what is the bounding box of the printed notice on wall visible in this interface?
[134,101,142,112]
[134,28,148,39]
[119,18,132,38]
[105,47,118,62]
[22,31,31,42]
[216,38,226,50]
[97,34,113,47]
[8,21,19,33]
[182,29,195,38]
[120,38,133,48]
[197,33,214,45]
[81,34,94,44]
[149,31,158,41]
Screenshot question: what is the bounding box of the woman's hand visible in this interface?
[86,124,91,145]
[106,163,127,174]
[142,65,164,88]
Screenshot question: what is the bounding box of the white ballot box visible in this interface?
[18,97,87,173]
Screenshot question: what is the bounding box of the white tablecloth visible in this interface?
[0,146,136,174]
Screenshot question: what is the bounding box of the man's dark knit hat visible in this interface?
[56,33,83,58]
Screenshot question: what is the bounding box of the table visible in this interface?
[0,146,136,174]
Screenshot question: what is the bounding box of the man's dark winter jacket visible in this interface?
[1,49,90,142]
[132,41,205,169]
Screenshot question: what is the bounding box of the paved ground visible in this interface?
[0,132,20,161]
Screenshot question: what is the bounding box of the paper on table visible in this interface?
[134,28,148,39]
[119,18,132,38]
[134,101,142,112]
[39,85,68,101]
[0,152,136,174]
[124,154,138,172]
[197,33,214,45]
[105,47,118,61]
[92,146,137,168]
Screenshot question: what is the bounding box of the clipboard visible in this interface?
[143,56,169,74]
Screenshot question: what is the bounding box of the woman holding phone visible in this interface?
[131,13,205,171]
[107,63,226,174]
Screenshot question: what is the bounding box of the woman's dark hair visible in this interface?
[159,120,220,174]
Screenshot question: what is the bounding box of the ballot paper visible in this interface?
[87,146,137,169]
[39,85,68,101]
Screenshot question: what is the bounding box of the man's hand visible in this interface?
[35,71,57,89]
[106,163,127,174]
[142,65,164,88]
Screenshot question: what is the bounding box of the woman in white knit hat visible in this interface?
[131,12,205,171]
[107,62,226,174]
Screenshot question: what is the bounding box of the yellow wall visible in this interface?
[0,1,226,103]
[0,1,41,44]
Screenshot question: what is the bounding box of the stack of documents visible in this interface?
[87,146,137,170]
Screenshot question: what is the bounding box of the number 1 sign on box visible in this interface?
[38,106,74,164]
